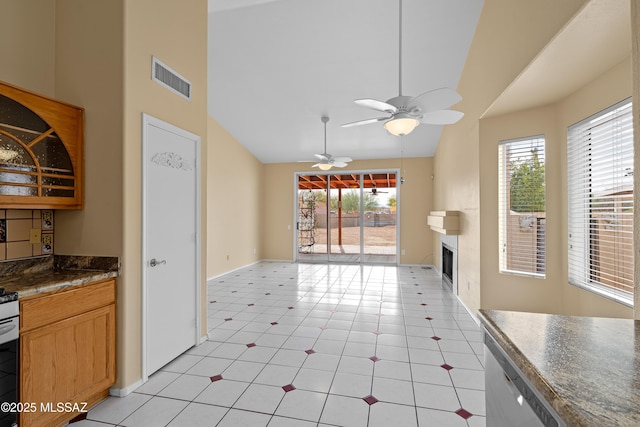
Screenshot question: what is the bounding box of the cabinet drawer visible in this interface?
[21,279,115,332]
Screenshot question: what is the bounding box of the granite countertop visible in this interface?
[478,309,640,427]
[0,255,119,298]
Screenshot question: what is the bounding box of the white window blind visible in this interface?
[567,98,633,306]
[498,136,546,277]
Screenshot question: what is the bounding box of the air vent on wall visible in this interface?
[152,57,191,101]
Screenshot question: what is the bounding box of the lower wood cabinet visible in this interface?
[19,279,116,427]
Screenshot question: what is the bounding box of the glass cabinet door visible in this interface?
[0,82,83,208]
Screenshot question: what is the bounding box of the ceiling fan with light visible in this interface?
[368,184,388,195]
[308,116,352,171]
[342,0,464,136]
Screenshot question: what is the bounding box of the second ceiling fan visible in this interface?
[342,0,464,136]
[312,116,352,171]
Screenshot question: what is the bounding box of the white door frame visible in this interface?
[293,168,400,264]
[141,113,202,381]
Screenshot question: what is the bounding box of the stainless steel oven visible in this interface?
[0,290,19,427]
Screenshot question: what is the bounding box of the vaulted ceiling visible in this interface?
[207,0,484,164]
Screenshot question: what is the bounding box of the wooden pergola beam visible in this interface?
[298,172,397,191]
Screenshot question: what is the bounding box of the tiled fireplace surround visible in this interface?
[440,234,458,294]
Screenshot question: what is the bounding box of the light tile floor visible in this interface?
[72,262,486,427]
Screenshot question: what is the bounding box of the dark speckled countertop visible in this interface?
[0,255,119,298]
[478,309,640,427]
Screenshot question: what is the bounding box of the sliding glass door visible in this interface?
[328,174,361,263]
[363,175,397,263]
[296,171,397,264]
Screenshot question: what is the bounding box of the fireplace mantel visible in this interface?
[428,211,460,235]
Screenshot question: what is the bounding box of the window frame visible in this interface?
[567,98,634,307]
[498,135,547,278]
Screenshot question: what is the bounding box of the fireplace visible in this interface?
[442,244,454,289]
[440,234,458,293]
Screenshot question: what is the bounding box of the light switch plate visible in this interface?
[30,228,41,244]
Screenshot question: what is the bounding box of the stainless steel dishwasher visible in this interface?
[484,330,565,427]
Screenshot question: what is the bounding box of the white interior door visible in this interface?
[142,113,200,377]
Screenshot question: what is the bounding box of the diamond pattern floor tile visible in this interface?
[81,262,486,427]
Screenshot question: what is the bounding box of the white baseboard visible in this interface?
[109,378,144,397]
[421,264,479,325]
[206,260,262,283]
[456,294,480,325]
[400,263,437,270]
[260,258,294,263]
[110,337,207,398]
[207,259,299,283]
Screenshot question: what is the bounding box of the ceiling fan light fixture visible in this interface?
[341,0,464,134]
[311,116,351,171]
[384,115,420,136]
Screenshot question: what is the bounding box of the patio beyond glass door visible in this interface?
[363,175,397,263]
[297,172,397,264]
[329,174,361,263]
[297,187,327,257]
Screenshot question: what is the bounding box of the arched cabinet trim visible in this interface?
[0,81,84,209]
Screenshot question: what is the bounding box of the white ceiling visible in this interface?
[207,0,484,163]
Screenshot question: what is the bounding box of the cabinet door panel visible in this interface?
[20,304,116,427]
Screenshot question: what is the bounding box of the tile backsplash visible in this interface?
[0,209,54,261]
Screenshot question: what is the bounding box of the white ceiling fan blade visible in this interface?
[332,156,352,163]
[420,109,464,125]
[314,153,330,161]
[341,117,388,128]
[354,98,398,114]
[410,88,462,112]
[332,161,348,168]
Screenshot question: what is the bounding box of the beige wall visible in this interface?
[479,105,562,313]
[438,0,637,319]
[478,58,633,318]
[0,0,123,260]
[434,0,590,316]
[0,0,55,96]
[262,158,433,265]
[207,117,263,278]
[121,0,208,388]
[54,0,124,259]
[5,0,209,390]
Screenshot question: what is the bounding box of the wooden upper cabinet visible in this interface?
[0,80,84,209]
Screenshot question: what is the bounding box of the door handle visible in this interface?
[0,323,16,336]
[149,258,167,267]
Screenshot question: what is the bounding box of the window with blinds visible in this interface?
[498,136,546,277]
[567,98,633,306]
